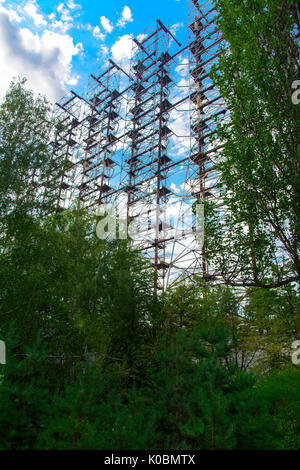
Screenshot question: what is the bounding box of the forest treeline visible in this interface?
[0,0,299,450]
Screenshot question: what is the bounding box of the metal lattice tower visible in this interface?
[185,0,227,281]
[48,1,228,290]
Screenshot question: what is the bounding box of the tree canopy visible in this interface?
[208,0,299,293]
[0,1,299,450]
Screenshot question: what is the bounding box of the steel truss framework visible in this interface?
[47,1,228,290]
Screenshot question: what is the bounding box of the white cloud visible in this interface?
[111,34,133,70]
[24,0,47,27]
[100,15,113,33]
[50,2,73,32]
[99,44,109,58]
[50,19,72,33]
[61,9,72,23]
[66,73,80,85]
[67,0,81,9]
[137,33,147,42]
[57,3,64,13]
[111,34,133,62]
[48,3,74,34]
[171,182,180,194]
[122,6,133,22]
[175,57,189,76]
[0,7,82,102]
[117,6,133,28]
[93,25,100,35]
[170,22,184,35]
[0,4,21,23]
[93,25,105,41]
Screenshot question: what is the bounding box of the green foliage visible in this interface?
[37,365,158,450]
[0,335,52,450]
[238,366,300,449]
[0,209,159,383]
[208,0,300,288]
[1,273,299,449]
[241,286,299,371]
[0,78,54,221]
[0,36,299,450]
[140,315,255,450]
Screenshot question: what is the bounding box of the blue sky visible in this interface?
[0,0,190,102]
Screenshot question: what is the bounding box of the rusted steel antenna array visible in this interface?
[108,20,184,292]
[45,92,85,212]
[48,1,227,290]
[185,0,227,281]
[79,63,124,207]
